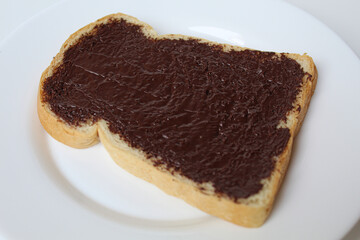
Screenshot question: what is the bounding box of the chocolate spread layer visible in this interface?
[42,19,305,200]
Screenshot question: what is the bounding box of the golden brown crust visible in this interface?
[37,13,317,227]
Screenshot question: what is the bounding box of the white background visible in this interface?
[1,0,359,239]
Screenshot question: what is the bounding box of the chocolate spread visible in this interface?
[42,19,306,200]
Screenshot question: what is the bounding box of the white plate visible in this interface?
[0,0,360,239]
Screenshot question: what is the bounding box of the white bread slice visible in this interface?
[37,13,317,227]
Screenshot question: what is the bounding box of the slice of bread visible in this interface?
[37,13,317,227]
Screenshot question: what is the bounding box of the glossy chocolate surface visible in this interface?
[42,19,305,199]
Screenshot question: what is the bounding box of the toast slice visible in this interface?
[37,13,317,227]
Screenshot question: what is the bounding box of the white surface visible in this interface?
[1,0,360,59]
[285,0,360,59]
[0,0,360,239]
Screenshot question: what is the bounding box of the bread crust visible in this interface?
[37,13,317,227]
